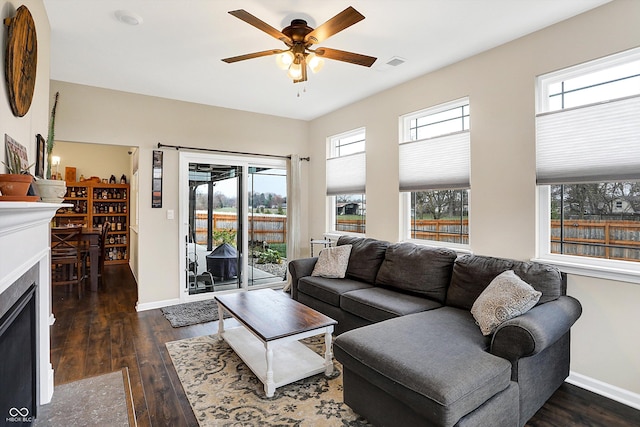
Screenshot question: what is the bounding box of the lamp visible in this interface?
[52,156,60,178]
[287,61,303,80]
[277,46,324,81]
[276,51,294,70]
[307,52,324,73]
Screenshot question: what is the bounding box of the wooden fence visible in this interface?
[194,212,286,244]
[551,219,640,261]
[409,218,639,261]
[410,219,469,244]
[335,219,365,234]
[196,214,640,262]
[410,218,640,261]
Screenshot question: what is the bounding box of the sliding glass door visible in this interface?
[179,152,288,299]
[247,166,288,286]
[186,163,242,294]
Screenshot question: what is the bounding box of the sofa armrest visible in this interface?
[490,295,582,363]
[287,257,318,300]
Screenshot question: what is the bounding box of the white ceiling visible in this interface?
[44,0,610,121]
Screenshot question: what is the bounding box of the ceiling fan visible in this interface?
[221,6,377,83]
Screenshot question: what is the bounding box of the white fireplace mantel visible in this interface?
[0,202,63,405]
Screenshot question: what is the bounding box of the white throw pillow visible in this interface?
[471,270,542,336]
[311,245,352,278]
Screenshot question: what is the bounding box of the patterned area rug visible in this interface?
[166,334,371,426]
[161,299,230,327]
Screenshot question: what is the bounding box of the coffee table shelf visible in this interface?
[223,326,330,390]
[215,289,336,397]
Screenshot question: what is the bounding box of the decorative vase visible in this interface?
[0,174,33,196]
[34,179,67,203]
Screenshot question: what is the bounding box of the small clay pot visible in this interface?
[0,174,33,196]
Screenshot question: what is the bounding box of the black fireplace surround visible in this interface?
[0,265,38,426]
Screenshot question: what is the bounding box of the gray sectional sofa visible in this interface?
[288,235,582,427]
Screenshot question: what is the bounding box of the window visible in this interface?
[327,129,366,234]
[400,98,470,246]
[536,48,640,279]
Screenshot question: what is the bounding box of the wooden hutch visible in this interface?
[53,181,130,265]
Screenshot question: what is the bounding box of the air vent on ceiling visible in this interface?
[376,56,407,72]
[386,57,406,67]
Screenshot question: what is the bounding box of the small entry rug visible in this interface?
[161,299,230,327]
[166,334,371,426]
[34,368,136,426]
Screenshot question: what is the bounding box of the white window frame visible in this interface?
[535,48,640,284]
[326,128,366,236]
[400,98,471,251]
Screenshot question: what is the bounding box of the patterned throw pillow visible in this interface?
[471,270,542,336]
[311,245,352,278]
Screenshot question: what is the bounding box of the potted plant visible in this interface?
[0,149,33,196]
[34,92,67,202]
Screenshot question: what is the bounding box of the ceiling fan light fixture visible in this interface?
[307,52,325,73]
[287,62,303,80]
[222,7,376,84]
[276,51,294,70]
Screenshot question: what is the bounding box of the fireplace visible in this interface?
[0,203,60,422]
[0,277,36,426]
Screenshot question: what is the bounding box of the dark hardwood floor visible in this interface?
[49,264,640,427]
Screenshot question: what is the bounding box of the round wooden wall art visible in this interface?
[5,5,37,117]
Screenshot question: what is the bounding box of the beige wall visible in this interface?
[0,0,49,175]
[51,141,133,183]
[47,0,639,404]
[308,1,640,398]
[49,81,310,306]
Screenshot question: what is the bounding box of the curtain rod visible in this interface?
[157,143,310,161]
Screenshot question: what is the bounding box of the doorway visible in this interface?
[179,152,288,299]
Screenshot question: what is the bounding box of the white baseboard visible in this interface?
[136,298,181,312]
[567,371,640,410]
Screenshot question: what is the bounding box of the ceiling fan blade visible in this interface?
[315,47,377,67]
[222,49,286,63]
[228,10,291,44]
[305,7,365,45]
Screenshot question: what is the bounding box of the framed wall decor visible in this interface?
[35,134,45,178]
[152,150,163,208]
[5,134,29,172]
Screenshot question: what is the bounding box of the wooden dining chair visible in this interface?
[51,227,84,298]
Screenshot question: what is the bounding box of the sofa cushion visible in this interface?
[311,244,352,278]
[471,270,542,335]
[341,287,442,322]
[446,254,563,311]
[375,242,457,303]
[337,236,389,284]
[297,276,373,307]
[334,307,511,426]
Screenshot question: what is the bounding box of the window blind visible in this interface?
[399,130,470,191]
[536,95,640,184]
[326,152,366,195]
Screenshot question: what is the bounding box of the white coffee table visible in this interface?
[215,288,337,397]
